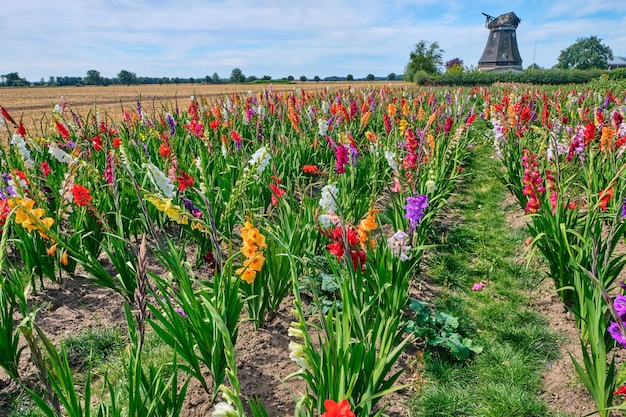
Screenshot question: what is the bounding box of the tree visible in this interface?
[287,75,294,81]
[230,68,245,83]
[366,74,375,81]
[212,72,221,84]
[526,63,543,71]
[346,74,354,81]
[313,75,321,82]
[85,69,103,85]
[387,73,397,81]
[556,36,613,70]
[445,58,464,73]
[2,72,29,86]
[117,70,137,85]
[300,75,308,82]
[404,40,444,81]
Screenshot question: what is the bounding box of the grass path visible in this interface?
[409,142,567,417]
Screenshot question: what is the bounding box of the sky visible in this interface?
[1,0,625,82]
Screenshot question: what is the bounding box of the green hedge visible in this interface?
[414,69,607,86]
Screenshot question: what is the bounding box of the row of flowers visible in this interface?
[0,84,480,416]
[488,82,626,416]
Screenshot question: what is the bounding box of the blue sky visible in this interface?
[1,0,625,82]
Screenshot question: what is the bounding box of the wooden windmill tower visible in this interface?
[478,12,523,72]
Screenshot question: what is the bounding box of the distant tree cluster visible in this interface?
[1,68,401,87]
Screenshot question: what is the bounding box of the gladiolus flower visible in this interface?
[301,165,320,175]
[405,195,429,230]
[41,162,51,177]
[55,120,70,139]
[599,187,614,212]
[61,251,69,266]
[357,209,378,249]
[159,143,171,158]
[47,244,57,256]
[176,171,194,191]
[321,399,355,417]
[71,184,93,206]
[269,182,285,205]
[1,106,17,126]
[615,385,626,396]
[112,137,121,148]
[92,135,103,151]
[8,198,55,239]
[236,218,266,283]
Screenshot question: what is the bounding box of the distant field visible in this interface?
[0,81,410,131]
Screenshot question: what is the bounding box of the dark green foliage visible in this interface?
[556,36,613,70]
[416,69,605,86]
[404,40,444,81]
[406,299,482,361]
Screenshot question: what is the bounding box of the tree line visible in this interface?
[0,68,401,87]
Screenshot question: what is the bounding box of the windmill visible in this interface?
[478,12,523,72]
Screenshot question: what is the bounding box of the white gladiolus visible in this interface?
[248,146,271,175]
[317,118,328,136]
[384,150,398,172]
[426,179,436,194]
[10,134,34,169]
[144,162,176,198]
[289,341,308,370]
[212,401,236,417]
[48,142,76,164]
[387,230,411,261]
[318,182,338,213]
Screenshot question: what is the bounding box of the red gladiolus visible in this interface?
[327,242,344,259]
[444,117,453,133]
[467,113,477,125]
[1,106,16,126]
[615,385,626,396]
[176,171,194,191]
[209,120,219,130]
[583,122,596,145]
[92,135,103,151]
[0,199,10,227]
[599,187,614,212]
[302,165,320,175]
[41,162,51,177]
[112,137,121,148]
[321,399,355,417]
[269,181,285,206]
[159,143,171,158]
[55,120,70,139]
[17,123,26,136]
[72,184,93,206]
[614,111,624,128]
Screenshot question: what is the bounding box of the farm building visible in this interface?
[608,56,626,70]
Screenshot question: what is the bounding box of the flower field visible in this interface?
[0,78,625,416]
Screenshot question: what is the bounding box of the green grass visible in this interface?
[62,326,126,371]
[411,143,567,417]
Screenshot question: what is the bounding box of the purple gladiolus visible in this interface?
[609,321,626,348]
[621,198,626,219]
[165,113,177,135]
[615,294,626,320]
[405,195,429,231]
